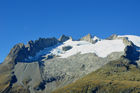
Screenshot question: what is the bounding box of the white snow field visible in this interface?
[27,35,140,61]
[48,38,125,58]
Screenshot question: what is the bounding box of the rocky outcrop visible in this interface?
[58,35,70,42]
[119,37,139,61]
[106,34,139,61]
[45,54,54,60]
[80,34,93,43]
[2,51,123,93]
[124,45,139,61]
[106,34,134,46]
[42,52,124,92]
[26,37,58,57]
[52,57,140,93]
[80,34,100,44]
[121,37,134,46]
[4,37,58,64]
[14,62,43,93]
[1,34,140,93]
[62,46,72,51]
[4,43,28,65]
[106,34,118,40]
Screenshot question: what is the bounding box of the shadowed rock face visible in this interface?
[62,46,72,51]
[118,37,140,61]
[58,35,70,42]
[4,43,28,65]
[0,37,59,93]
[0,34,140,93]
[124,45,140,61]
[4,37,58,65]
[26,37,58,57]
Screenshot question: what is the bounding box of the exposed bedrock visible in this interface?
[4,37,58,65]
[0,34,140,93]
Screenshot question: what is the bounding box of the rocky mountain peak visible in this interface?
[4,43,28,65]
[1,34,140,93]
[58,35,70,42]
[106,34,118,40]
[80,34,100,44]
[4,37,58,64]
[80,33,93,43]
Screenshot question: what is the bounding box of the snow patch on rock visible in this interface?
[92,36,100,41]
[49,39,125,58]
[119,35,140,47]
[25,37,128,61]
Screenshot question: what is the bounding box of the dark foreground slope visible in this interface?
[53,57,140,93]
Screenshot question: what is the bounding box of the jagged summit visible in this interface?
[58,34,70,42]
[80,33,93,43]
[106,34,118,40]
[3,34,140,63]
[0,34,140,93]
[4,37,58,64]
[80,33,100,43]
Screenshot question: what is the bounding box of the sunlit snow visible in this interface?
[49,39,125,58]
[25,37,127,61]
[119,35,140,47]
[92,36,100,41]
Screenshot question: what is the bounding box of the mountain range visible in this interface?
[0,34,140,93]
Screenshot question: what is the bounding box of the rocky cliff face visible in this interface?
[26,37,58,57]
[58,35,70,42]
[0,37,59,93]
[0,34,140,93]
[4,37,58,64]
[124,45,139,61]
[52,57,140,93]
[106,34,118,40]
[80,34,100,44]
[80,33,93,43]
[4,43,28,69]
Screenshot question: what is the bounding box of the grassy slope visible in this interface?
[0,63,12,93]
[53,57,140,93]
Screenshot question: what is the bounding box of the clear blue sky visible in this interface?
[0,0,140,63]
